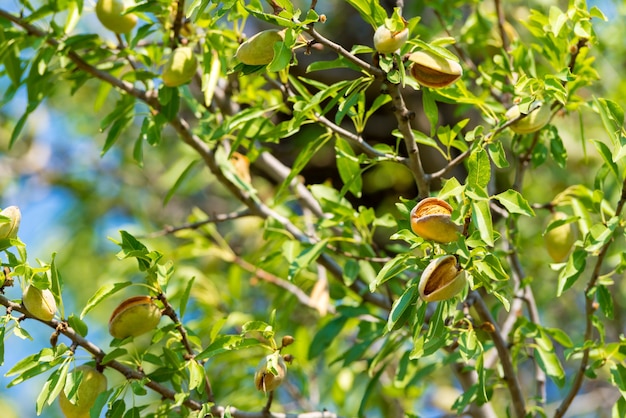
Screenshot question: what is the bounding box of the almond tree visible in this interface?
[1,1,625,417]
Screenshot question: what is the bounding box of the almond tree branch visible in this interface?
[554,175,626,418]
[144,209,253,238]
[0,294,337,418]
[0,9,391,311]
[386,83,430,198]
[470,291,527,418]
[157,292,215,402]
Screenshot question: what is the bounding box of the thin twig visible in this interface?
[304,27,385,78]
[170,0,186,48]
[144,209,253,238]
[554,176,626,418]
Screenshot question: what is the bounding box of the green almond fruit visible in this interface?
[162,47,198,87]
[235,29,284,66]
[506,101,551,134]
[108,295,162,339]
[544,212,575,262]
[22,284,57,321]
[59,365,107,418]
[0,206,21,251]
[373,25,409,54]
[254,353,287,392]
[95,0,137,34]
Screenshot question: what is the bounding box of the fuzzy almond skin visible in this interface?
[162,47,198,87]
[59,365,107,418]
[95,0,137,34]
[109,296,162,339]
[419,255,466,302]
[506,102,551,134]
[22,285,56,321]
[254,354,287,392]
[373,25,408,54]
[544,212,575,262]
[409,51,463,88]
[410,198,461,243]
[0,206,21,239]
[235,30,283,65]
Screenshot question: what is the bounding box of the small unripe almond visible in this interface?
[95,0,137,34]
[505,101,551,134]
[59,365,107,418]
[108,296,162,339]
[408,50,463,88]
[22,284,56,321]
[544,212,575,262]
[235,29,284,66]
[281,335,295,347]
[0,206,21,239]
[0,206,21,250]
[373,25,409,54]
[162,47,198,87]
[254,353,287,392]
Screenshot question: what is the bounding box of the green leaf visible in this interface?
[275,131,332,201]
[597,284,614,319]
[309,316,348,359]
[556,249,586,296]
[594,97,625,147]
[471,199,494,247]
[195,335,261,361]
[288,239,328,280]
[179,276,195,321]
[487,141,509,168]
[80,282,132,319]
[187,360,206,392]
[535,330,565,386]
[422,88,438,135]
[493,189,535,216]
[345,0,387,27]
[267,40,292,73]
[387,284,418,332]
[67,314,88,337]
[370,252,413,291]
[592,140,621,183]
[163,159,200,205]
[467,149,491,191]
[101,348,128,364]
[336,137,363,198]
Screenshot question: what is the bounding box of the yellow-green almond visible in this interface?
[108,296,162,339]
[0,206,21,240]
[235,29,284,66]
[59,365,107,418]
[505,101,551,134]
[544,212,575,262]
[373,25,409,54]
[254,353,287,392]
[95,0,137,34]
[22,284,56,321]
[162,47,198,87]
[408,50,463,88]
